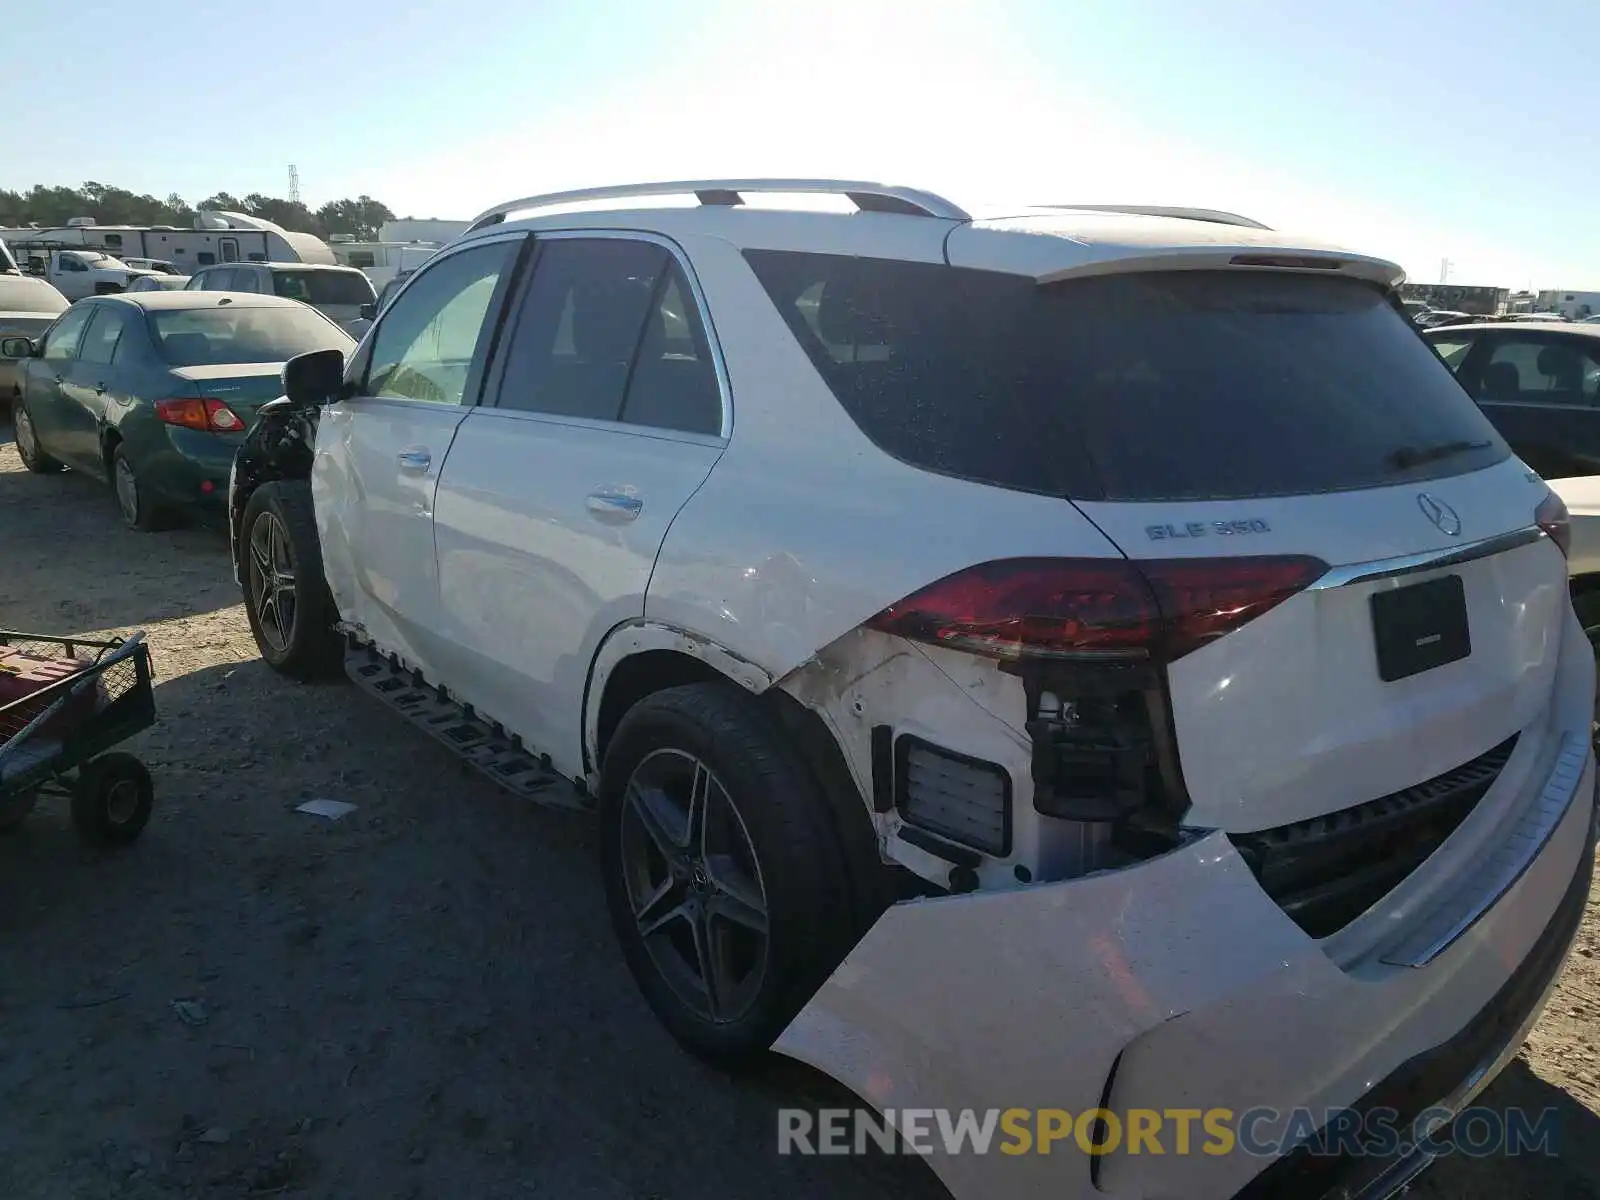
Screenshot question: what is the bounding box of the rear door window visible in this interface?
[273,270,375,306]
[744,251,1510,501]
[493,238,667,422]
[1474,334,1600,407]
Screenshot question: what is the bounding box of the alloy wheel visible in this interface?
[248,513,297,653]
[105,779,141,825]
[619,748,770,1024]
[114,455,139,524]
[13,407,37,465]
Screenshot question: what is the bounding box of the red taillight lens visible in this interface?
[864,555,1328,664]
[1537,491,1571,559]
[1140,557,1330,660]
[154,397,244,433]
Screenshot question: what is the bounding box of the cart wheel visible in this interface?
[0,790,38,833]
[72,753,153,846]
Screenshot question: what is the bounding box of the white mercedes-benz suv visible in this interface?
[228,179,1596,1200]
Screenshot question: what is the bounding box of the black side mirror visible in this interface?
[359,302,376,321]
[282,348,347,407]
[0,336,36,359]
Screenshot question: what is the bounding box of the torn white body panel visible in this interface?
[774,606,1597,1200]
[776,763,1593,1200]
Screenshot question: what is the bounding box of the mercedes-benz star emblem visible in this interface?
[1417,492,1462,536]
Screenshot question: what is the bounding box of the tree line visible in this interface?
[0,182,399,242]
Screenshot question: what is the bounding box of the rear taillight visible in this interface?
[869,555,1328,852]
[1537,491,1571,558]
[154,397,245,433]
[864,555,1327,665]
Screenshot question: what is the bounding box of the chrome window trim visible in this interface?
[504,227,732,442]
[1308,525,1546,591]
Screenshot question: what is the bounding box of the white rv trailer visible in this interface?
[378,218,469,245]
[0,210,335,272]
[326,238,440,287]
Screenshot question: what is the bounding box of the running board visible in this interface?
[344,644,590,811]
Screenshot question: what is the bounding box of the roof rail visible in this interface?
[464,179,971,233]
[1046,204,1271,231]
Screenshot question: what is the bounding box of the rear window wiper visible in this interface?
[1385,439,1493,470]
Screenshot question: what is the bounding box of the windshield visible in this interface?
[271,269,375,307]
[0,277,69,314]
[151,305,352,367]
[745,252,1510,502]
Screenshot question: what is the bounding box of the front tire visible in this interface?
[239,480,341,680]
[599,683,857,1065]
[13,402,64,474]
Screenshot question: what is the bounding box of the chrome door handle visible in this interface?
[397,447,431,472]
[585,491,643,522]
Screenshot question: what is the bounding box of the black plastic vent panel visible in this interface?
[1229,735,1517,938]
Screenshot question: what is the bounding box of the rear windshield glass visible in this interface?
[272,269,375,306]
[151,306,351,366]
[743,252,1510,501]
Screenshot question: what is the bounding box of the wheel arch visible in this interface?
[228,404,320,561]
[1571,571,1600,600]
[585,621,895,932]
[585,622,772,778]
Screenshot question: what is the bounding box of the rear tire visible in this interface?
[72,753,153,846]
[112,444,173,531]
[13,402,64,474]
[599,682,857,1066]
[239,480,342,680]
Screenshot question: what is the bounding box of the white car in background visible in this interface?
[184,262,377,337]
[227,179,1595,1200]
[0,274,69,405]
[1551,474,1600,655]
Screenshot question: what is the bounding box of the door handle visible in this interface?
[585,491,643,522]
[397,447,432,472]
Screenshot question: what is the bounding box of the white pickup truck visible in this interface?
[21,249,153,300]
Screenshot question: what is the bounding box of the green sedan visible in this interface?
[2,292,354,530]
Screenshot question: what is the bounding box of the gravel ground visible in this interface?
[1,410,1598,1199]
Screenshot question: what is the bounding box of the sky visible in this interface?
[4,0,1595,290]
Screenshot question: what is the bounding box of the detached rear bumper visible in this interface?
[775,636,1597,1200]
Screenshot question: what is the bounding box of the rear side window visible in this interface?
[744,252,1511,501]
[273,269,376,306]
[495,239,667,423]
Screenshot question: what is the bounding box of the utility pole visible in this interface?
[288,164,301,206]
[1439,257,1453,284]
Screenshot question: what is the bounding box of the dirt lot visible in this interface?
[2,411,1600,1199]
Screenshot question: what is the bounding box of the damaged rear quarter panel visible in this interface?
[777,628,1035,889]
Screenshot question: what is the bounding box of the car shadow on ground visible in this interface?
[1418,1058,1600,1197]
[0,416,236,633]
[0,658,952,1200]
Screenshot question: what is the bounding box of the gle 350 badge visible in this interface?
[1146,518,1271,541]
